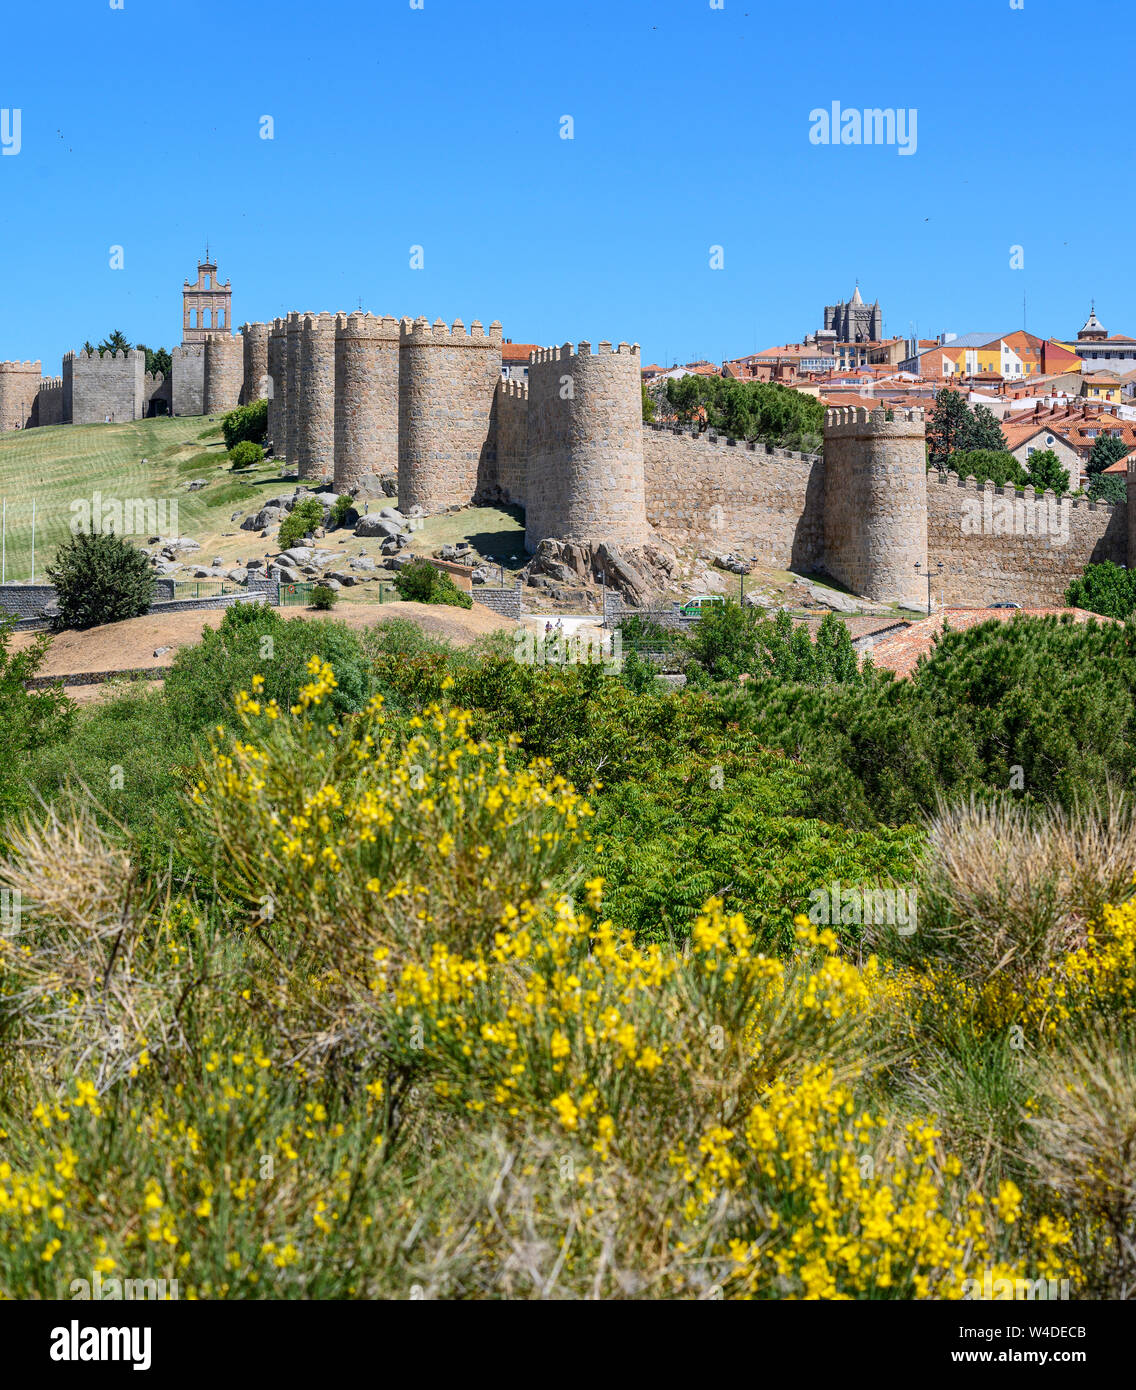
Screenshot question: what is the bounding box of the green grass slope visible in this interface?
[0,417,286,580]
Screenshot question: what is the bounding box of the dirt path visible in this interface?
[13,600,513,682]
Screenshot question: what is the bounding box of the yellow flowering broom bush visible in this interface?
[0,659,1118,1297]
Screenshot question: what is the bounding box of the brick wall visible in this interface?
[642,423,825,570]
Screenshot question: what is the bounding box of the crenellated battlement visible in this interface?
[529,340,641,365]
[0,360,43,374]
[335,312,401,339]
[399,316,503,347]
[72,348,145,364]
[934,469,1116,511]
[643,420,818,465]
[498,377,529,402]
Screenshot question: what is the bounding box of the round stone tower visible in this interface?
[524,339,650,552]
[822,406,928,607]
[296,312,338,482]
[241,322,270,404]
[334,313,400,494]
[267,318,286,455]
[203,334,244,415]
[285,312,303,469]
[0,361,43,432]
[397,316,502,513]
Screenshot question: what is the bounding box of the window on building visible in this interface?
[218,308,225,329]
[204,309,211,329]
[1027,446,1037,456]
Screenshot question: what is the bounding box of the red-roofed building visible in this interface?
[500,340,542,382]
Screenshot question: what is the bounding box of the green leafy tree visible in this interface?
[946,450,1028,489]
[163,603,372,733]
[97,329,132,357]
[1065,560,1136,619]
[1087,433,1130,477]
[46,526,155,630]
[1024,448,1070,496]
[641,381,655,424]
[311,584,338,610]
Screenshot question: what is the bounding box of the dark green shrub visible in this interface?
[221,399,268,449]
[229,440,264,469]
[0,617,75,827]
[46,526,155,630]
[163,604,372,735]
[330,495,355,528]
[311,584,337,610]
[278,498,325,550]
[1066,561,1136,619]
[392,559,473,609]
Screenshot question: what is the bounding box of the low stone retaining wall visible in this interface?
[475,581,524,620]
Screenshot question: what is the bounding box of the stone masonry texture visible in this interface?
[241,322,270,405]
[297,312,338,481]
[285,312,303,469]
[823,407,928,607]
[267,318,286,456]
[525,341,650,552]
[398,317,502,513]
[203,334,245,415]
[334,313,400,493]
[171,345,205,417]
[69,349,146,426]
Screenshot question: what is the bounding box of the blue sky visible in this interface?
[0,0,1125,371]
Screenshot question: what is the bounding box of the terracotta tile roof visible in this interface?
[501,343,541,363]
[1000,403,1136,457]
[869,607,1112,679]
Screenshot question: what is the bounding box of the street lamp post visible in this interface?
[914,560,944,616]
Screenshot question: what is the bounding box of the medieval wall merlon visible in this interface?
[822,405,926,440]
[643,421,819,466]
[399,316,503,347]
[934,468,1120,514]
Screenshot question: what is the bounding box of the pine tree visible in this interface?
[1087,433,1130,476]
